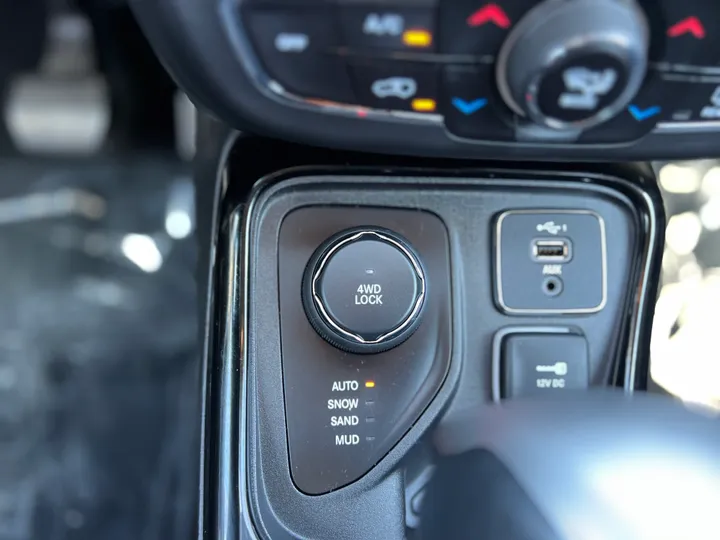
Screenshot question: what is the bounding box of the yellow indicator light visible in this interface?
[411,98,437,112]
[365,381,376,388]
[402,29,433,48]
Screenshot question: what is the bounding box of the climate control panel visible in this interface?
[128,0,720,158]
[238,0,720,145]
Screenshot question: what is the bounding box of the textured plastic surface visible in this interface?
[428,392,720,540]
[281,209,450,494]
[232,169,661,540]
[420,449,563,540]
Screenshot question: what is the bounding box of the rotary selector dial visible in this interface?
[302,227,426,354]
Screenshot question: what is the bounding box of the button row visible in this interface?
[245,7,441,109]
[447,68,720,144]
[245,1,720,67]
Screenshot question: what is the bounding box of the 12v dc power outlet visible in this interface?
[302,227,426,354]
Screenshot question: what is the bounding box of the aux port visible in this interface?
[542,276,563,297]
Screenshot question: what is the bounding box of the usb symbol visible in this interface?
[536,221,567,235]
[535,362,568,376]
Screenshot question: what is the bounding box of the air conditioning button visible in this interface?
[339,6,436,52]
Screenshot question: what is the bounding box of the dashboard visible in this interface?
[131,0,720,160]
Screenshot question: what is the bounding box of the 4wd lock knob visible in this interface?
[302,227,426,354]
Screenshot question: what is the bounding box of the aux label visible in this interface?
[543,265,563,276]
[355,284,383,305]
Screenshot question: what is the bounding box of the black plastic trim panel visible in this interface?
[220,176,659,540]
[281,208,451,494]
[196,134,665,540]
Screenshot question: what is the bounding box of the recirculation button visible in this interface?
[302,227,426,354]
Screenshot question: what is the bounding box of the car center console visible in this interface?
[126,0,697,538]
[132,0,720,159]
[189,134,664,539]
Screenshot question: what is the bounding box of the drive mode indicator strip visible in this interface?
[328,379,377,446]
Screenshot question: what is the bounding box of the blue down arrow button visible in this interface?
[628,104,661,121]
[452,97,488,115]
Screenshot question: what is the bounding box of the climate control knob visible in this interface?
[496,0,649,130]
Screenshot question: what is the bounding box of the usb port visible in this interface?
[531,238,572,263]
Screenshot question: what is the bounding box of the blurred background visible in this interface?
[0,2,716,539]
[652,161,720,409]
[0,2,198,539]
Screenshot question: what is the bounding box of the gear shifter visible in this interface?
[420,392,720,540]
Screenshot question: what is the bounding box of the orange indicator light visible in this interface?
[402,29,433,48]
[365,381,376,388]
[411,98,437,112]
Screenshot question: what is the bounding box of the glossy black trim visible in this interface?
[194,118,241,540]
[196,134,665,540]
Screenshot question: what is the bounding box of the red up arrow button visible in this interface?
[467,3,511,29]
[667,16,706,39]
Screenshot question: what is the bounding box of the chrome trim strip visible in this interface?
[220,206,245,537]
[198,130,241,540]
[495,209,608,315]
[655,121,720,132]
[650,62,720,76]
[235,180,261,540]
[621,182,658,392]
[311,230,426,345]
